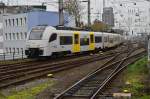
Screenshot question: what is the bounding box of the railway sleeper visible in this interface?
[79,86,97,90]
[91,77,107,81]
[82,84,99,88]
[74,90,93,95]
[64,88,81,96]
[86,81,101,84]
[83,84,100,87]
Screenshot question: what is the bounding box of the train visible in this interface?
[25,25,123,58]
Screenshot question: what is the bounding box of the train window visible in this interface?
[104,37,107,42]
[49,33,57,42]
[29,30,43,40]
[80,38,89,46]
[29,26,46,40]
[95,36,102,43]
[90,34,94,43]
[74,34,79,44]
[110,38,113,43]
[60,36,72,45]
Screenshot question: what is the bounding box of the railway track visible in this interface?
[0,46,124,70]
[0,47,127,89]
[54,48,145,99]
[0,43,127,68]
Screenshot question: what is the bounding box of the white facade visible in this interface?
[0,15,4,53]
[113,1,150,35]
[2,11,75,59]
[3,13,27,55]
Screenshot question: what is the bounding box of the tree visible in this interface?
[91,19,110,32]
[64,0,84,27]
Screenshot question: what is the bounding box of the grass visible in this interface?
[0,80,54,99]
[123,56,149,98]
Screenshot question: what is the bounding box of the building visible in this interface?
[113,1,150,35]
[102,7,114,27]
[0,4,47,54]
[2,11,74,58]
[0,14,3,53]
[0,3,46,14]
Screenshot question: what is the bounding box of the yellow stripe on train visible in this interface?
[72,31,80,53]
[89,32,95,51]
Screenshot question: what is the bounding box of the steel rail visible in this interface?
[0,47,122,69]
[54,49,145,99]
[90,51,145,99]
[0,50,122,89]
[0,53,115,79]
[53,53,121,99]
[90,56,144,99]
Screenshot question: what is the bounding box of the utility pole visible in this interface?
[82,0,91,27]
[88,0,91,27]
[59,0,64,26]
[103,0,105,8]
[7,0,10,5]
[148,35,150,61]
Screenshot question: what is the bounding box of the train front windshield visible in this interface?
[29,26,46,40]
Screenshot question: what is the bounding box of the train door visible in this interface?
[72,32,80,53]
[89,32,95,51]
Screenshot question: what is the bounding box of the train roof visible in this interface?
[55,26,90,31]
[36,25,122,35]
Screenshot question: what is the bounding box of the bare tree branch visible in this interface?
[64,0,84,27]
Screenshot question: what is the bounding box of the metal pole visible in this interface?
[148,35,150,61]
[13,52,15,60]
[59,0,64,26]
[22,50,23,59]
[3,53,5,61]
[103,0,105,8]
[88,0,91,27]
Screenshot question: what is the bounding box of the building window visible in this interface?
[5,20,7,26]
[17,48,19,54]
[13,48,15,53]
[12,19,15,26]
[8,19,11,26]
[24,17,26,24]
[13,33,15,40]
[9,33,12,40]
[20,32,23,39]
[17,33,19,40]
[25,32,27,39]
[16,18,19,26]
[20,18,23,26]
[5,33,8,40]
[6,48,8,53]
[9,48,11,53]
[21,48,23,54]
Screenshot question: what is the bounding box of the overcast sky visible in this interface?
[1,0,150,23]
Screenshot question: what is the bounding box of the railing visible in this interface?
[0,51,26,61]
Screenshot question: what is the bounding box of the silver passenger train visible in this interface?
[25,25,123,58]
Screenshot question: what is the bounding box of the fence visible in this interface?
[0,51,26,61]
